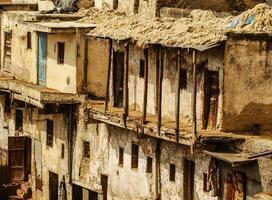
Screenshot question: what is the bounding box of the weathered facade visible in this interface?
[0,1,272,200]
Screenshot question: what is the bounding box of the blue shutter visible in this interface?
[38,33,47,85]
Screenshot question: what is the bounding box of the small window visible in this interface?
[180,69,187,89]
[27,32,31,49]
[119,147,124,167]
[57,42,65,64]
[139,59,145,78]
[83,141,90,158]
[170,163,176,182]
[203,173,208,192]
[146,157,152,173]
[46,119,53,147]
[61,143,65,159]
[113,0,118,9]
[15,109,23,132]
[131,143,139,169]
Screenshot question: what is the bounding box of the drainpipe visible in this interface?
[155,139,161,199]
[67,104,73,183]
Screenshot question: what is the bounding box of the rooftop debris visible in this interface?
[77,3,272,49]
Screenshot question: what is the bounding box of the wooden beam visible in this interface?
[123,43,129,117]
[142,48,149,124]
[105,39,112,112]
[191,49,197,152]
[157,47,163,133]
[175,49,181,142]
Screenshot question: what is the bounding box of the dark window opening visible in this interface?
[253,124,261,135]
[119,147,124,167]
[134,0,140,13]
[3,31,12,70]
[57,42,65,64]
[170,163,176,182]
[27,32,31,49]
[113,51,124,108]
[146,157,152,173]
[15,109,23,132]
[83,141,90,158]
[131,143,139,169]
[113,0,118,9]
[203,173,208,192]
[46,119,53,147]
[139,59,145,78]
[89,190,98,200]
[180,69,187,89]
[61,143,65,159]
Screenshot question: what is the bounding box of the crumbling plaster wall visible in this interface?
[128,45,224,128]
[160,141,217,200]
[1,12,37,81]
[87,37,109,98]
[47,33,78,93]
[223,38,272,132]
[22,107,72,200]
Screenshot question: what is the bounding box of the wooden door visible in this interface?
[8,136,31,182]
[49,171,58,200]
[101,175,108,200]
[203,70,219,130]
[113,52,124,108]
[227,172,246,200]
[72,184,83,200]
[38,32,47,86]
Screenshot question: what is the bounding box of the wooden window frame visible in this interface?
[57,42,65,64]
[131,143,139,169]
[46,119,54,147]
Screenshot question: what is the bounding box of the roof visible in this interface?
[27,21,96,33]
[78,3,272,50]
[0,77,85,107]
[203,149,272,166]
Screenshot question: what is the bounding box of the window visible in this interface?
[203,173,208,192]
[57,42,65,64]
[131,143,139,169]
[139,59,145,78]
[170,163,176,182]
[3,31,12,70]
[180,69,187,89]
[113,0,118,9]
[146,157,152,173]
[46,119,53,147]
[61,143,65,159]
[27,32,31,49]
[134,0,139,14]
[119,147,124,167]
[83,141,90,158]
[15,109,23,132]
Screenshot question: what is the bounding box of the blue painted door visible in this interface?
[38,33,47,85]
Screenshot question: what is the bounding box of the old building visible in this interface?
[0,1,272,200]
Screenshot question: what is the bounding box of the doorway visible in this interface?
[113,52,124,108]
[38,32,47,86]
[49,171,58,200]
[8,136,31,182]
[183,159,195,200]
[203,70,219,130]
[101,174,108,200]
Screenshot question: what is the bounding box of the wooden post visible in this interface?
[175,49,181,142]
[123,42,129,117]
[142,48,148,124]
[105,39,112,112]
[157,47,163,133]
[192,49,197,152]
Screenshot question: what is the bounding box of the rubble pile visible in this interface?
[77,3,272,48]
